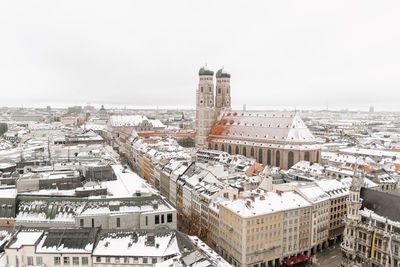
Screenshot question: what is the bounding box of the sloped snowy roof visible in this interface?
[8,231,43,249]
[223,191,311,218]
[210,112,315,143]
[109,115,148,127]
[315,179,348,198]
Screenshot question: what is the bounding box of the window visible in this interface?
[36,257,43,265]
[73,257,79,265]
[251,147,254,157]
[267,149,271,165]
[116,217,121,228]
[152,257,157,264]
[145,216,148,226]
[167,213,173,223]
[133,256,139,263]
[221,144,225,151]
[228,145,232,154]
[96,256,101,262]
[115,257,120,263]
[124,257,129,264]
[91,218,94,227]
[304,151,310,161]
[276,151,280,167]
[288,151,294,169]
[27,257,34,265]
[82,257,88,265]
[80,219,84,227]
[55,257,61,265]
[218,88,221,94]
[64,257,70,265]
[258,149,263,164]
[201,87,203,92]
[155,215,160,224]
[235,146,239,154]
[243,147,246,157]
[161,214,165,223]
[143,258,148,264]
[105,257,111,263]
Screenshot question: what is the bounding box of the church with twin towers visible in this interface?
[195,65,321,170]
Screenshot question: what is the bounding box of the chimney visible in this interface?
[246,200,252,208]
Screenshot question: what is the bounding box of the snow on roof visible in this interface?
[187,236,231,267]
[0,188,17,198]
[340,147,400,159]
[109,115,148,127]
[360,208,400,228]
[210,111,315,143]
[148,119,165,128]
[35,228,96,254]
[341,177,378,189]
[103,165,155,197]
[296,183,330,203]
[0,230,12,248]
[93,231,180,257]
[223,191,311,218]
[315,179,348,198]
[8,231,43,249]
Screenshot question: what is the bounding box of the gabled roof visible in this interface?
[210,112,315,143]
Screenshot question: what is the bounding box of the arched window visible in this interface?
[288,151,294,169]
[275,151,280,167]
[316,151,320,162]
[304,151,310,161]
[215,144,218,150]
[243,147,246,157]
[218,88,221,94]
[228,145,232,154]
[235,146,239,155]
[258,149,263,164]
[267,150,271,165]
[251,147,255,157]
[221,144,225,151]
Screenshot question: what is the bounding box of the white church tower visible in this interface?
[195,66,216,148]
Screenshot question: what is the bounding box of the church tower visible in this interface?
[341,167,363,266]
[195,66,216,148]
[215,68,231,115]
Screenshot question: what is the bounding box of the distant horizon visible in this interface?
[1,102,399,113]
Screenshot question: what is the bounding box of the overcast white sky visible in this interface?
[1,0,400,111]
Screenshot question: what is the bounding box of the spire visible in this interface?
[350,164,363,192]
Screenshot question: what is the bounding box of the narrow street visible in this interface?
[311,245,341,267]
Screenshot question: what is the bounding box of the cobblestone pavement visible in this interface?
[311,245,342,267]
